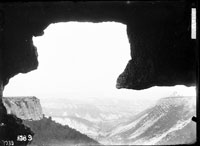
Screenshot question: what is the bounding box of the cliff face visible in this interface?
[2,96,43,120]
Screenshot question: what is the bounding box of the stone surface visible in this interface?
[3,96,43,120]
[0,114,34,146]
[0,1,196,90]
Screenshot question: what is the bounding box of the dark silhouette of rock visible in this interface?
[0,1,197,89]
[0,112,34,146]
[192,116,197,122]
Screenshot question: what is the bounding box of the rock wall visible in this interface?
[2,96,43,120]
[0,1,197,90]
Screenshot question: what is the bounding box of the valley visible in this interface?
[42,95,196,145]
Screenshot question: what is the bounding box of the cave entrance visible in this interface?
[4,21,196,101]
[33,21,131,98]
[3,21,196,145]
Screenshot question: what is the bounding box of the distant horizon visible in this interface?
[3,85,196,102]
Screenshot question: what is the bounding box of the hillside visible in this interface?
[1,96,99,146]
[105,96,196,145]
[46,96,196,145]
[42,96,156,140]
[23,116,99,146]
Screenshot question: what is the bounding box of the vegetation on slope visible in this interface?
[23,116,99,146]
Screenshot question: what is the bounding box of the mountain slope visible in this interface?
[23,116,99,146]
[42,96,196,145]
[42,97,156,141]
[2,96,99,146]
[105,96,196,145]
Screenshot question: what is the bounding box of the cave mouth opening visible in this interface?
[2,21,197,145]
[32,21,132,99]
[3,21,196,101]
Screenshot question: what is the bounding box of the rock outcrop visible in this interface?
[0,1,197,90]
[2,96,43,120]
[0,114,34,146]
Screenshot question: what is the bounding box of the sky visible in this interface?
[3,22,196,101]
